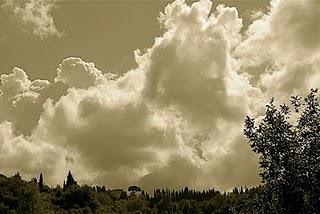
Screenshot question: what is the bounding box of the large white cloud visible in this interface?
[140,0,250,129]
[0,67,67,136]
[30,0,259,190]
[0,68,49,135]
[235,0,320,98]
[0,0,318,192]
[132,0,260,190]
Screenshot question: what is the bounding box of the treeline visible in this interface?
[0,172,264,213]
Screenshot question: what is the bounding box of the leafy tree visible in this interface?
[244,89,319,214]
[294,89,320,212]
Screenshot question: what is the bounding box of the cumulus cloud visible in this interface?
[1,0,61,39]
[140,0,249,129]
[32,83,170,186]
[235,0,320,98]
[0,67,32,96]
[0,68,48,135]
[32,0,258,190]
[0,67,67,136]
[131,0,260,190]
[0,0,318,192]
[55,57,107,89]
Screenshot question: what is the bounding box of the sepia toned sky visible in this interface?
[0,0,269,80]
[0,0,319,192]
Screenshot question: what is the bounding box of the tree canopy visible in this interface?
[244,89,320,213]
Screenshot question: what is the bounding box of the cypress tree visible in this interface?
[38,173,44,189]
[65,170,77,189]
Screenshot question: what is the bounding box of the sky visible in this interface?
[0,0,319,192]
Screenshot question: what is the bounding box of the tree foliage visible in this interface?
[0,172,264,213]
[244,89,320,214]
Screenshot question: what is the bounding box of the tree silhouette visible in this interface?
[38,173,44,190]
[14,172,21,179]
[128,185,141,193]
[244,89,319,214]
[294,89,320,212]
[64,171,77,190]
[0,171,265,213]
